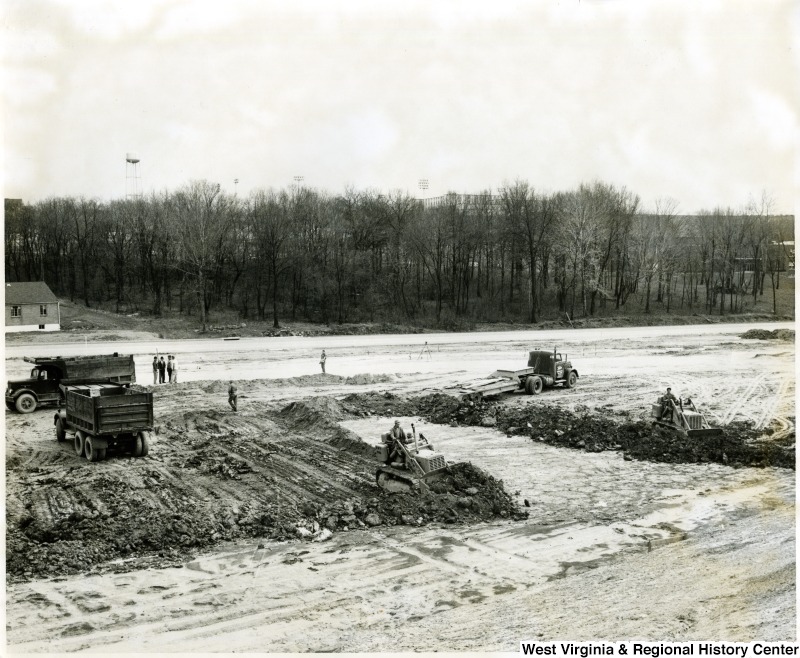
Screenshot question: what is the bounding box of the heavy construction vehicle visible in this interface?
[458,348,579,401]
[376,424,451,493]
[6,353,136,413]
[55,383,154,462]
[650,396,723,438]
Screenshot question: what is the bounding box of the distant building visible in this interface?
[4,282,61,333]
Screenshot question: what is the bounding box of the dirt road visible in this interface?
[4,323,795,651]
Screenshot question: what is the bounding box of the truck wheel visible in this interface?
[74,431,86,458]
[97,449,107,461]
[56,418,66,442]
[15,393,37,414]
[133,434,144,457]
[139,431,151,457]
[566,371,578,388]
[85,436,103,462]
[525,376,543,395]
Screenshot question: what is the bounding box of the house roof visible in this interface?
[5,282,58,305]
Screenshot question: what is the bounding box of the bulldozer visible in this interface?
[651,396,723,438]
[376,424,452,493]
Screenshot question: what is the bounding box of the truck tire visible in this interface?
[140,431,151,457]
[15,393,37,414]
[74,430,86,458]
[97,449,107,461]
[566,371,578,388]
[134,432,150,457]
[56,418,66,442]
[85,436,104,462]
[525,376,543,395]
[133,433,144,457]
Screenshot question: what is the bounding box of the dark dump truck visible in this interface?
[55,383,154,462]
[5,353,136,413]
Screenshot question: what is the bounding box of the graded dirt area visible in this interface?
[4,323,796,651]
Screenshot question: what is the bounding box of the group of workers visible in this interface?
[152,355,178,384]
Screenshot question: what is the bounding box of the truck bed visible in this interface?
[24,354,136,384]
[64,384,153,436]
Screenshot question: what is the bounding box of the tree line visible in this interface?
[5,181,794,330]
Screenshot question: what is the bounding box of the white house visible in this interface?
[4,281,61,333]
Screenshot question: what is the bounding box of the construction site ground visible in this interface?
[4,322,796,651]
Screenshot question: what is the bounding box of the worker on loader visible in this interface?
[386,420,408,467]
[659,387,680,420]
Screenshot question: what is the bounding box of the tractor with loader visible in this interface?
[650,396,723,438]
[376,423,454,493]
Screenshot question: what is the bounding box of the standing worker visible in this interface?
[166,356,173,384]
[170,355,178,383]
[152,356,159,385]
[158,356,166,384]
[320,350,327,374]
[228,381,238,412]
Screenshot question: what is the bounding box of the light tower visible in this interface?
[125,152,142,199]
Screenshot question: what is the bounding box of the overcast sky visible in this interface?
[3,0,798,213]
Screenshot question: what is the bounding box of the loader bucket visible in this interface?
[686,428,724,438]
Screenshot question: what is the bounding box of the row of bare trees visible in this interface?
[5,182,793,329]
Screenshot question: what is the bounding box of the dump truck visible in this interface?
[458,348,579,401]
[650,396,723,438]
[54,383,154,462]
[376,424,452,493]
[6,353,136,413]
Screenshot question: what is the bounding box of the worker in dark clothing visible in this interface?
[158,357,166,384]
[386,420,408,467]
[659,387,679,419]
[228,382,238,411]
[152,356,159,385]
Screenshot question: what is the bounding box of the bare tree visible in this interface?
[170,181,234,331]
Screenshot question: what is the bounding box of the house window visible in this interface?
[11,306,21,318]
[40,305,48,316]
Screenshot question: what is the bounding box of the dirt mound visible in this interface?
[344,373,394,385]
[279,396,346,430]
[7,398,525,583]
[340,392,795,469]
[340,391,462,419]
[740,328,795,341]
[494,404,795,469]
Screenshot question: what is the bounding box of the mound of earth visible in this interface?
[340,393,795,470]
[6,400,524,583]
[740,328,795,341]
[279,396,347,430]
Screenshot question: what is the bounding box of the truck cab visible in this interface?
[526,348,578,387]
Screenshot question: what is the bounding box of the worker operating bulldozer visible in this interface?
[651,387,723,438]
[376,420,453,493]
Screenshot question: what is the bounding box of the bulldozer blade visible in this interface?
[686,428,724,438]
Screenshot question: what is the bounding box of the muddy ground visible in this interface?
[4,323,796,650]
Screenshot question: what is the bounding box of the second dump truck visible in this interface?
[6,353,136,413]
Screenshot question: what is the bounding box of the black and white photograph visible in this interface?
[3,0,796,652]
